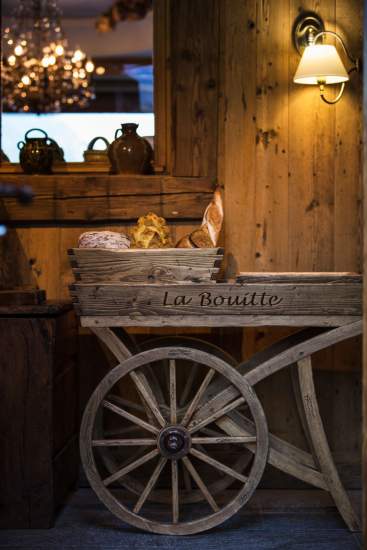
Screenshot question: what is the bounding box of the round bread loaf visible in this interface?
[78,231,130,249]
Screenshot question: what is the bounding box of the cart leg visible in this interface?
[293,357,360,532]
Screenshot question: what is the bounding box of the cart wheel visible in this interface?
[81,346,268,535]
[95,335,254,504]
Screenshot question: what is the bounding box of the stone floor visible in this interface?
[0,489,362,550]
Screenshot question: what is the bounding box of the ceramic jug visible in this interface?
[17,128,54,174]
[108,123,153,174]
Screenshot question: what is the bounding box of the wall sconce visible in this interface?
[292,13,359,104]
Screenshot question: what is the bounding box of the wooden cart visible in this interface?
[70,248,362,535]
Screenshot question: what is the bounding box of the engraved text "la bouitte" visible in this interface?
[163,291,283,308]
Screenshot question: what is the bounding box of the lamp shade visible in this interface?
[293,44,349,85]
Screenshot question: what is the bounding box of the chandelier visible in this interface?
[2,0,96,113]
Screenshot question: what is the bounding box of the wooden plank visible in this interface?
[219,0,257,278]
[0,175,213,223]
[80,315,359,328]
[0,288,46,305]
[288,0,335,272]
[71,247,223,284]
[170,0,219,177]
[71,282,362,317]
[254,0,289,272]
[0,161,110,173]
[237,273,361,284]
[295,357,360,531]
[334,0,363,274]
[153,0,170,172]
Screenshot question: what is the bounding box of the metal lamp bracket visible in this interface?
[292,12,325,54]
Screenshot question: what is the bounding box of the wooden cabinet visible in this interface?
[0,303,79,528]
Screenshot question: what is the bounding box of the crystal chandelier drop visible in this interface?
[2,0,96,113]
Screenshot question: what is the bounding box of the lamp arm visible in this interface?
[314,30,357,67]
[319,81,345,104]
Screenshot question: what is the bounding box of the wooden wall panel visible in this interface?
[219,0,257,278]
[219,0,362,488]
[170,0,220,177]
[335,0,363,273]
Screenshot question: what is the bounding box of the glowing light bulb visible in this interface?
[72,49,84,62]
[23,105,29,111]
[21,75,31,85]
[8,55,16,66]
[79,69,86,78]
[14,44,24,56]
[55,44,64,56]
[41,56,49,67]
[85,61,94,73]
[96,66,105,75]
[48,55,56,65]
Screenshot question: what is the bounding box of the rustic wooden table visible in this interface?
[72,274,362,535]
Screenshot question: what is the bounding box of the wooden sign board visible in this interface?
[70,278,362,327]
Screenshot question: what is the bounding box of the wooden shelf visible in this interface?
[0,174,215,224]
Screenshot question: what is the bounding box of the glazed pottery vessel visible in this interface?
[17,128,54,174]
[108,123,153,174]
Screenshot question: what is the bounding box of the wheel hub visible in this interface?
[158,426,191,459]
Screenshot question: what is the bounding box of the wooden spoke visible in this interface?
[129,371,166,428]
[191,436,256,445]
[179,362,199,407]
[190,447,248,484]
[181,368,216,427]
[188,396,245,434]
[133,457,167,514]
[103,400,160,435]
[182,456,219,512]
[103,449,159,487]
[92,438,156,447]
[171,460,179,523]
[169,360,177,424]
[108,394,146,414]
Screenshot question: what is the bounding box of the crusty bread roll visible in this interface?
[175,188,223,248]
[176,235,195,248]
[189,226,213,248]
[78,231,130,249]
[131,212,172,249]
[201,188,223,246]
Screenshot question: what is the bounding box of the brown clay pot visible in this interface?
[17,128,54,174]
[108,123,153,174]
